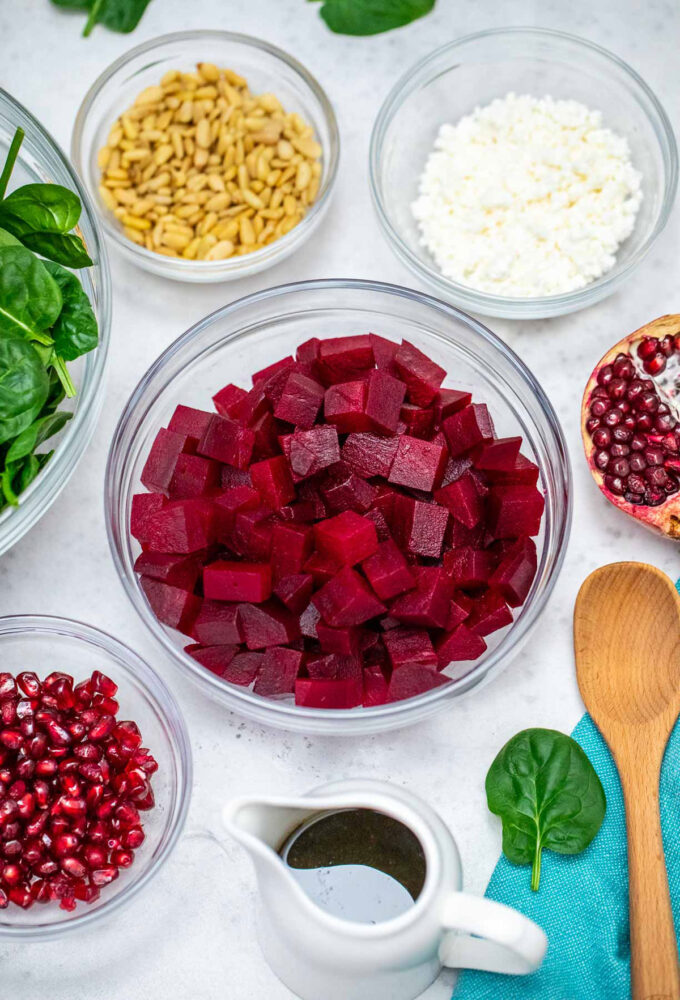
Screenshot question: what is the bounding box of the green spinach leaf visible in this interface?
[5,411,73,464]
[42,259,98,360]
[50,0,153,36]
[0,334,50,445]
[0,228,22,249]
[485,728,606,891]
[0,246,61,345]
[316,0,435,35]
[0,183,81,234]
[21,231,92,269]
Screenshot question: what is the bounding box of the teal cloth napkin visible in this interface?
[453,714,680,999]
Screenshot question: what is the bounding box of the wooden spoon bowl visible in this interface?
[574,561,680,1000]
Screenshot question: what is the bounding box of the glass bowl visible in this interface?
[71,30,340,283]
[0,615,191,941]
[369,28,677,320]
[0,90,111,557]
[105,278,571,735]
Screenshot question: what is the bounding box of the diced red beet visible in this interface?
[363,664,390,706]
[371,484,396,523]
[300,602,321,638]
[320,463,377,514]
[250,410,281,461]
[307,653,362,681]
[312,567,386,627]
[133,551,201,591]
[221,652,264,686]
[443,404,495,457]
[239,601,301,649]
[342,432,399,479]
[362,539,415,600]
[230,507,275,560]
[436,624,487,668]
[296,338,320,365]
[278,501,320,524]
[362,507,392,542]
[383,628,437,670]
[141,428,196,494]
[239,383,269,426]
[441,453,474,488]
[390,495,449,559]
[444,547,495,590]
[140,577,200,634]
[369,333,399,373]
[434,472,484,529]
[447,518,485,550]
[295,676,363,709]
[316,336,374,385]
[487,485,545,538]
[324,381,370,433]
[203,561,272,603]
[317,622,361,655]
[168,453,220,499]
[388,435,447,492]
[253,647,303,697]
[389,567,452,629]
[192,601,243,645]
[485,454,540,486]
[198,415,255,470]
[387,665,450,702]
[283,426,340,481]
[433,389,472,423]
[364,370,406,435]
[271,523,314,581]
[446,591,473,630]
[474,437,522,471]
[314,511,378,566]
[394,340,445,406]
[297,480,328,520]
[274,573,314,614]
[398,404,434,440]
[145,499,215,553]
[467,590,513,636]
[304,550,341,585]
[274,372,325,429]
[214,486,260,542]
[220,465,252,489]
[168,404,213,439]
[131,493,166,543]
[250,455,295,510]
[185,644,238,677]
[253,356,294,387]
[489,537,537,606]
[212,384,247,419]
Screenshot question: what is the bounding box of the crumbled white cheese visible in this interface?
[411,93,643,298]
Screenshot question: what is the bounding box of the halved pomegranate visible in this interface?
[582,315,680,538]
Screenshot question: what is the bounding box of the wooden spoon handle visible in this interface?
[621,764,680,999]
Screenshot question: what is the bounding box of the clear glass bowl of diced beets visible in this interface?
[0,616,191,939]
[106,279,571,735]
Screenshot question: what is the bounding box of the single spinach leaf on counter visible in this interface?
[485,728,606,891]
[42,260,98,361]
[50,0,153,36]
[0,183,81,235]
[5,411,73,464]
[316,0,435,35]
[22,231,93,269]
[0,334,50,445]
[0,245,62,344]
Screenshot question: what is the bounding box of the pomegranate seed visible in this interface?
[595,450,609,470]
[122,826,145,849]
[59,796,87,818]
[31,879,51,903]
[0,887,8,908]
[637,337,658,360]
[2,839,22,859]
[597,364,614,385]
[59,895,77,912]
[590,398,609,418]
[16,673,40,698]
[53,833,80,857]
[0,675,16,699]
[9,884,33,908]
[73,742,101,762]
[111,848,134,868]
[2,863,21,886]
[585,417,600,434]
[645,447,665,466]
[0,730,23,751]
[74,882,100,903]
[612,356,635,379]
[603,475,625,495]
[83,844,107,869]
[91,672,118,698]
[592,428,611,448]
[115,801,140,828]
[609,458,630,478]
[608,378,627,400]
[89,715,115,742]
[61,856,87,880]
[603,409,621,427]
[91,866,119,887]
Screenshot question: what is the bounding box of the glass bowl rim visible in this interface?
[368,26,678,313]
[71,28,340,275]
[0,613,193,940]
[0,87,112,553]
[105,276,572,732]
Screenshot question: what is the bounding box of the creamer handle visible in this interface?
[439,892,547,975]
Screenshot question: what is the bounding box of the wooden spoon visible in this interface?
[574,561,680,1000]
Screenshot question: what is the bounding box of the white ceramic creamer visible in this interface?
[223,779,547,1000]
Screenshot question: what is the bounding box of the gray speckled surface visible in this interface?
[0,0,678,997]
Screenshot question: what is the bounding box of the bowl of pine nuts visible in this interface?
[71,31,340,282]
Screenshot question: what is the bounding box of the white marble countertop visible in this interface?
[1,1,678,997]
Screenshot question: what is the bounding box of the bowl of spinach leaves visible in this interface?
[0,89,110,556]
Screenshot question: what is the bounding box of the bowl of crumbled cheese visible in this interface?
[369,28,677,319]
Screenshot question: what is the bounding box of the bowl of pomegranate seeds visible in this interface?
[106,279,571,734]
[0,616,191,934]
